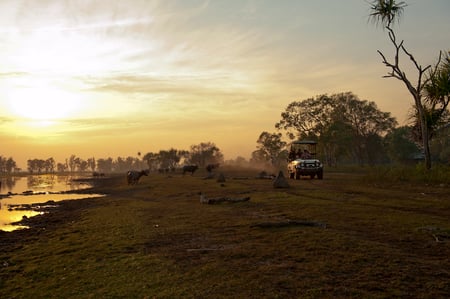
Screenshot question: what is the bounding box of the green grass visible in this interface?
[1,167,449,298]
[361,164,450,185]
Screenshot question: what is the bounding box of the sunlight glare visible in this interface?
[7,86,83,120]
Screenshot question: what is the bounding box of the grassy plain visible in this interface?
[1,167,449,298]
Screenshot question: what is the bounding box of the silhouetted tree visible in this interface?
[143,152,159,170]
[97,158,113,173]
[0,156,6,173]
[189,142,223,167]
[416,51,450,142]
[78,159,89,172]
[87,157,96,172]
[45,158,55,173]
[5,157,16,174]
[158,148,183,170]
[252,132,287,168]
[0,156,17,174]
[27,159,46,173]
[368,0,445,169]
[68,155,77,172]
[384,126,421,163]
[276,92,397,166]
[57,162,68,173]
[430,125,450,163]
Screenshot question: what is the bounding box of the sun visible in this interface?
[6,85,83,121]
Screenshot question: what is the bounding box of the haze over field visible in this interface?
[1,0,449,168]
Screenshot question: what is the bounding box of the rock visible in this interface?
[217,173,226,183]
[273,171,290,189]
[202,173,215,180]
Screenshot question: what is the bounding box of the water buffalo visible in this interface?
[182,165,198,175]
[127,170,149,185]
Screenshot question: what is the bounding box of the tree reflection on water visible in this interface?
[1,174,91,194]
[0,174,103,232]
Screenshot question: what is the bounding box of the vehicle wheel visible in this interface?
[317,170,323,180]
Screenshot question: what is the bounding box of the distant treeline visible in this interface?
[1,142,228,174]
[2,92,449,174]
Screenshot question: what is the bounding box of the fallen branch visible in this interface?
[251,220,326,229]
[206,197,250,204]
[432,234,444,243]
[186,248,224,252]
[418,226,449,243]
[199,192,250,204]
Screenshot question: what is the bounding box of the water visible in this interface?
[0,175,104,232]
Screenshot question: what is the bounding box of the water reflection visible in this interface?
[0,174,91,194]
[0,175,103,232]
[0,176,21,192]
[0,207,41,232]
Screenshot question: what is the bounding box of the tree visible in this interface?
[97,158,113,173]
[45,158,55,173]
[27,159,46,173]
[252,131,287,168]
[276,92,397,166]
[189,142,223,167]
[57,162,68,173]
[384,126,421,163]
[116,157,131,172]
[332,93,397,165]
[143,152,159,170]
[368,0,444,169]
[158,148,183,170]
[420,51,450,141]
[68,155,77,172]
[0,156,6,173]
[275,94,335,140]
[87,157,96,172]
[430,124,450,164]
[320,120,354,167]
[78,159,89,172]
[27,159,35,173]
[5,157,16,173]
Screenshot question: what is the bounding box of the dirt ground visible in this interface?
[1,169,449,298]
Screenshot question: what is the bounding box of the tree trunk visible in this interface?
[416,100,432,169]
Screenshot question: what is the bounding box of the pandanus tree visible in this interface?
[422,52,450,138]
[368,0,445,169]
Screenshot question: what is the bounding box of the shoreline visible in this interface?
[0,176,117,250]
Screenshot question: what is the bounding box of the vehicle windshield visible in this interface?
[288,141,317,161]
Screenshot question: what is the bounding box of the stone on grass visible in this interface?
[273,171,290,189]
[217,173,226,183]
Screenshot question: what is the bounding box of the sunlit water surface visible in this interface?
[0,175,104,232]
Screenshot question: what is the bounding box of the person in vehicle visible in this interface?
[301,149,312,159]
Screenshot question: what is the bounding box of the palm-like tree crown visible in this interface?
[369,0,407,28]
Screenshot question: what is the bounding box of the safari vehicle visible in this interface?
[287,140,323,180]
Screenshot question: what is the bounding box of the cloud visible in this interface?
[0,71,29,78]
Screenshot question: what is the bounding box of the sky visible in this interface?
[0,0,449,169]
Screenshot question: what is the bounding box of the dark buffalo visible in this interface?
[127,169,149,185]
[182,165,198,175]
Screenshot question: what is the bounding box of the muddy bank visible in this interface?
[0,176,119,251]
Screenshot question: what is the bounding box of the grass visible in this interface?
[1,167,449,298]
[361,164,450,184]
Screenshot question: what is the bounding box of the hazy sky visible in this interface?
[1,0,449,168]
